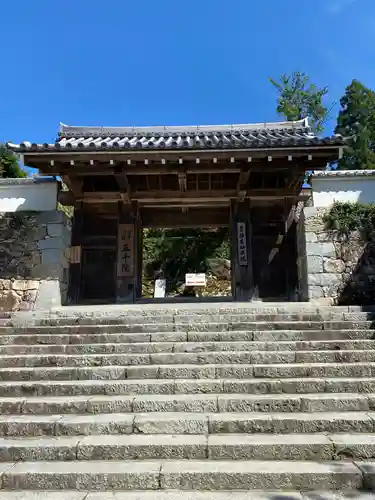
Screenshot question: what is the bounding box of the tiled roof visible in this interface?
[0,177,56,185]
[7,118,344,153]
[312,170,375,178]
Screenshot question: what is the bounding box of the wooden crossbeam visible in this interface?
[61,175,83,197]
[178,172,187,192]
[237,169,251,201]
[114,167,131,204]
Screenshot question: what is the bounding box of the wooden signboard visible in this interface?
[117,224,134,277]
[185,273,206,287]
[237,222,248,266]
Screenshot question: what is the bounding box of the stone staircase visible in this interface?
[0,306,375,499]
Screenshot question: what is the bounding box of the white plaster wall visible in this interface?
[312,175,375,207]
[0,182,58,212]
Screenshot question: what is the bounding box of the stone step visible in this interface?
[0,459,366,490]
[11,308,375,325]
[0,433,368,462]
[0,491,371,500]
[1,411,374,437]
[2,350,375,368]
[1,433,375,462]
[4,320,375,334]
[135,412,375,435]
[1,339,375,355]
[2,376,375,397]
[0,366,128,381]
[1,330,374,346]
[3,362,375,381]
[4,312,352,326]
[0,392,373,415]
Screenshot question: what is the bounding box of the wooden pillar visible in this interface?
[136,221,143,299]
[230,199,254,301]
[116,201,142,303]
[68,202,83,304]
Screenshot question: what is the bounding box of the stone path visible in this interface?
[0,307,374,497]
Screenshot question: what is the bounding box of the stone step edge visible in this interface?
[0,431,374,448]
[3,361,375,373]
[1,325,348,334]
[1,432,375,463]
[1,411,375,436]
[4,339,375,348]
[1,331,374,344]
[11,311,375,322]
[0,490,369,500]
[1,392,375,416]
[5,317,375,335]
[2,348,375,358]
[0,375,374,387]
[0,459,369,491]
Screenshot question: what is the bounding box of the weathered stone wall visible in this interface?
[0,211,71,311]
[304,207,375,305]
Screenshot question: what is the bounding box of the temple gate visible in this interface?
[8,118,343,304]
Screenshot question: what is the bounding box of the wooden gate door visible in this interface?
[81,249,116,303]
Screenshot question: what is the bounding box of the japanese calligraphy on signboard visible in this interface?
[117,224,134,277]
[237,222,248,266]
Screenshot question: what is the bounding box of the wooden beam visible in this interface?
[58,190,74,206]
[142,209,229,228]
[231,199,254,301]
[144,201,229,208]
[61,175,83,197]
[37,156,316,176]
[76,166,242,176]
[114,167,131,204]
[25,146,341,163]
[81,192,122,203]
[133,189,237,202]
[68,202,83,304]
[178,172,187,192]
[237,169,251,202]
[79,187,303,204]
[286,167,299,189]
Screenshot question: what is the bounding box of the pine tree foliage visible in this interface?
[269,72,329,134]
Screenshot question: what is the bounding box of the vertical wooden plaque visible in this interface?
[237,222,248,266]
[117,224,134,277]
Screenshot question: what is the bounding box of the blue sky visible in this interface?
[1,0,374,150]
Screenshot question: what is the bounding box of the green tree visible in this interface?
[335,79,375,170]
[0,146,26,177]
[269,72,329,134]
[143,227,229,293]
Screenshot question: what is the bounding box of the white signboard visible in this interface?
[154,279,166,298]
[185,273,206,287]
[237,222,248,266]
